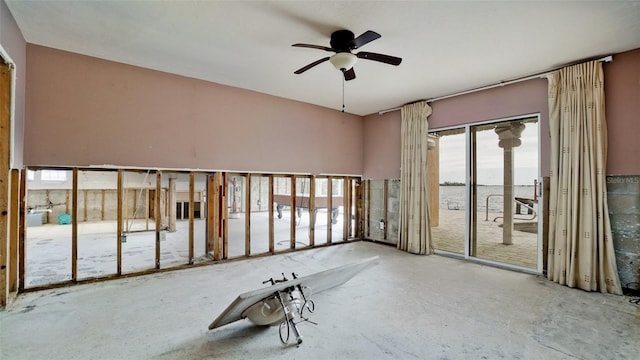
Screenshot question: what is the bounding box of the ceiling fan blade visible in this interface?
[350,30,381,49]
[356,51,402,66]
[343,67,356,81]
[294,57,330,74]
[292,43,335,52]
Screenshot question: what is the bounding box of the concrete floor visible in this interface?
[2,241,638,359]
[23,209,346,287]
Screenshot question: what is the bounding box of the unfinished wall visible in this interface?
[363,179,400,246]
[607,175,640,291]
[26,189,148,225]
[24,45,363,175]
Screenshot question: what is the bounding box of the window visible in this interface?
[40,170,68,181]
[27,170,35,181]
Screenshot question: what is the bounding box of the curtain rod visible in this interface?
[377,55,613,115]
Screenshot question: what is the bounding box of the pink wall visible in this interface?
[0,0,26,168]
[363,48,640,179]
[361,111,402,179]
[604,48,640,175]
[363,80,548,179]
[25,45,363,175]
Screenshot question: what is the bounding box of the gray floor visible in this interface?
[24,209,346,287]
[1,241,638,360]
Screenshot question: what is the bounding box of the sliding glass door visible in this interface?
[431,116,540,271]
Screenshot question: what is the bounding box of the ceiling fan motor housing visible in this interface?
[330,30,356,52]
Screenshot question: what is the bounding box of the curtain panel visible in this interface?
[398,101,434,255]
[547,61,622,294]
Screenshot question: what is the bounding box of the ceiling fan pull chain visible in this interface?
[342,75,345,113]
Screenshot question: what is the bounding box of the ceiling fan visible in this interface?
[292,30,402,81]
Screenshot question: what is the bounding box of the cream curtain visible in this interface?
[398,101,433,255]
[547,61,622,294]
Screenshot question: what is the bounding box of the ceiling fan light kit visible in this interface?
[329,52,357,71]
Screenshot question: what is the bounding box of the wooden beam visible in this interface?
[290,175,296,249]
[245,174,251,257]
[207,174,217,258]
[222,173,228,259]
[45,189,50,224]
[72,168,78,281]
[383,180,388,240]
[155,172,161,269]
[100,189,105,221]
[189,172,194,264]
[65,189,70,214]
[168,177,176,232]
[83,189,88,222]
[0,63,8,306]
[117,170,123,275]
[18,169,26,292]
[366,180,371,238]
[343,178,349,241]
[123,187,128,232]
[355,178,363,239]
[145,189,149,231]
[268,176,274,253]
[132,189,137,221]
[327,177,332,244]
[309,176,316,247]
[8,169,19,294]
[542,176,550,276]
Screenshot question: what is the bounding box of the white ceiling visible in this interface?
[6,1,640,116]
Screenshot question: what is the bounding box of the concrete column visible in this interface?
[495,122,525,245]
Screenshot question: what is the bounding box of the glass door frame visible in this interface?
[430,113,543,274]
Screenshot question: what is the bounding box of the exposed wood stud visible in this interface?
[9,169,19,294]
[383,179,388,240]
[123,187,128,232]
[222,173,228,260]
[343,178,349,241]
[207,174,217,258]
[290,175,296,250]
[145,189,149,231]
[189,172,195,264]
[155,172,161,269]
[268,176,274,253]
[309,176,316,247]
[245,174,251,257]
[117,170,123,275]
[366,180,371,238]
[101,189,105,221]
[542,177,550,275]
[83,189,88,222]
[18,169,26,292]
[327,177,332,244]
[0,64,9,305]
[168,177,176,232]
[45,189,50,224]
[65,189,70,214]
[132,189,137,223]
[354,178,363,239]
[72,168,78,281]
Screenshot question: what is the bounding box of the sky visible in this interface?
[436,122,539,186]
